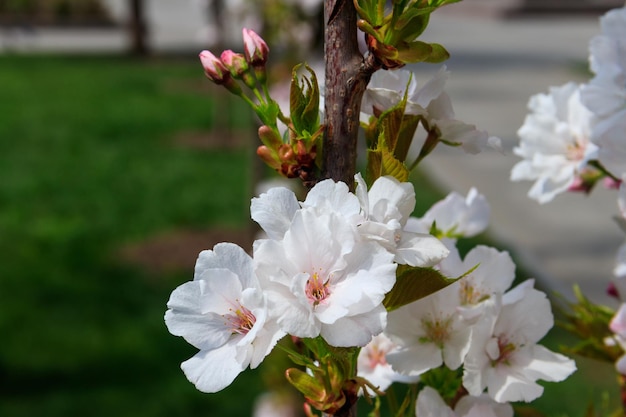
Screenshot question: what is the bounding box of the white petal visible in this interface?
[250,187,300,240]
[320,306,387,347]
[415,386,456,417]
[194,243,255,285]
[387,342,443,375]
[395,231,450,267]
[180,342,246,393]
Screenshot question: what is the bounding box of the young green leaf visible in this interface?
[383,265,457,311]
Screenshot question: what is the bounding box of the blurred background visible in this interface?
[1,0,625,416]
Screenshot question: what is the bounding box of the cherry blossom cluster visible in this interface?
[165,173,576,415]
[511,7,626,203]
[165,174,447,393]
[511,6,626,385]
[356,193,575,410]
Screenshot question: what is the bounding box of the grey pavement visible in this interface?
[3,2,622,306]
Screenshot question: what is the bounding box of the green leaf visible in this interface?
[423,43,450,63]
[366,148,383,186]
[394,114,420,162]
[394,6,434,32]
[289,64,320,137]
[381,144,409,182]
[354,0,386,26]
[395,40,433,63]
[378,99,406,153]
[383,265,457,311]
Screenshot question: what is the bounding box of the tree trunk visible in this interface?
[321,0,378,188]
[129,0,148,55]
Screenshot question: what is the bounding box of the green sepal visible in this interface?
[289,64,320,137]
[255,99,281,129]
[383,265,457,311]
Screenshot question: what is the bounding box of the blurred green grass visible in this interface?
[0,53,620,417]
[0,54,260,416]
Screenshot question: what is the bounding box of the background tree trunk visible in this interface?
[129,0,148,55]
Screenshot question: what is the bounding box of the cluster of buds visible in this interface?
[257,125,320,185]
[199,29,322,186]
[199,28,269,94]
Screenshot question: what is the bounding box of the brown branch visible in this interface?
[322,0,379,189]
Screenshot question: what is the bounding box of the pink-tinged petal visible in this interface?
[242,28,269,65]
[180,342,246,393]
[611,303,626,336]
[220,50,249,77]
[199,50,228,83]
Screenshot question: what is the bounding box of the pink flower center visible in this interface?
[305,272,331,306]
[224,302,256,335]
[367,344,388,369]
[566,139,586,161]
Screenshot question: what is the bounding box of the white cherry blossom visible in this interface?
[462,280,576,402]
[437,244,516,321]
[408,187,490,238]
[356,333,420,395]
[362,67,501,154]
[385,281,471,375]
[511,82,598,203]
[254,206,396,347]
[252,175,448,268]
[580,7,626,178]
[355,174,449,267]
[164,243,285,393]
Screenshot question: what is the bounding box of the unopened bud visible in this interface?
[258,125,282,149]
[199,50,229,83]
[278,144,295,162]
[242,28,269,67]
[221,50,256,90]
[257,146,280,170]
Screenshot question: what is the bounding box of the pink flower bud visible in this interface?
[242,28,269,66]
[199,50,229,84]
[220,50,249,79]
